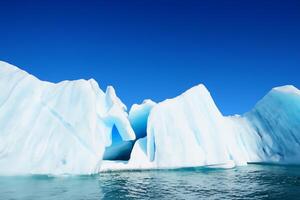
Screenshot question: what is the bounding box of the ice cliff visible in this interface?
[0,61,299,175]
[0,61,135,175]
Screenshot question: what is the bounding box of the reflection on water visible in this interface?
[0,165,300,200]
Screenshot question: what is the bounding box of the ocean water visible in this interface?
[0,165,300,200]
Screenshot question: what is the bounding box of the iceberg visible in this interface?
[0,61,299,175]
[0,61,135,175]
[146,84,247,169]
[230,85,300,164]
[143,84,300,169]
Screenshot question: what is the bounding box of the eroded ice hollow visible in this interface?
[102,99,156,161]
[0,61,300,175]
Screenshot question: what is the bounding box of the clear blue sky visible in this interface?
[0,0,299,115]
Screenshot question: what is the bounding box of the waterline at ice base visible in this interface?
[0,61,299,175]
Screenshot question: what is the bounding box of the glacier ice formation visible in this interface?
[0,61,135,175]
[0,61,299,175]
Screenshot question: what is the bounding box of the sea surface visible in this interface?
[0,165,300,200]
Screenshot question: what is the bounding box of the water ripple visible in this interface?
[0,165,300,199]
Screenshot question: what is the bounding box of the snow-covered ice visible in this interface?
[0,61,299,175]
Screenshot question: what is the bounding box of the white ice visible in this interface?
[146,84,247,168]
[0,61,134,175]
[0,61,300,175]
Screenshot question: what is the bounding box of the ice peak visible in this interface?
[184,83,208,93]
[105,85,127,111]
[0,60,24,73]
[271,85,300,95]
